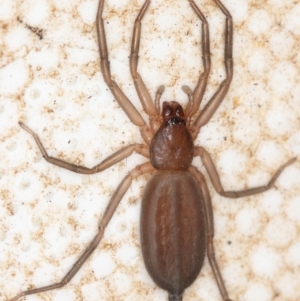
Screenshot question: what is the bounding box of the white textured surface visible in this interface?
[1,0,300,301]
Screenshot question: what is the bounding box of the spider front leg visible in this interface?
[130,0,156,117]
[8,163,154,301]
[97,0,153,144]
[97,0,144,127]
[192,0,233,138]
[130,0,163,133]
[185,0,211,118]
[19,122,149,174]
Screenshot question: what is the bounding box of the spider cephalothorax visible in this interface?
[150,101,193,170]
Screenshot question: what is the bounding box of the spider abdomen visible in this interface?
[141,171,206,297]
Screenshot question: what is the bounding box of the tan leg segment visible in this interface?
[19,122,149,174]
[9,162,155,301]
[186,0,211,118]
[192,0,233,135]
[130,0,157,117]
[189,166,233,301]
[195,146,297,198]
[96,0,146,127]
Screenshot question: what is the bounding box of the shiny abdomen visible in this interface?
[140,171,206,296]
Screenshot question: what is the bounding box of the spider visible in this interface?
[7,0,296,300]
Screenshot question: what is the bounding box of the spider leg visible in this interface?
[194,146,297,198]
[192,0,233,138]
[189,166,233,301]
[130,0,161,132]
[97,0,153,144]
[185,0,211,119]
[8,162,155,301]
[19,122,149,174]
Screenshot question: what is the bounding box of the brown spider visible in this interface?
[7,0,296,300]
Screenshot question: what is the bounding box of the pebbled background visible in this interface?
[0,0,300,300]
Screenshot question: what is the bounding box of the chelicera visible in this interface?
[10,0,296,300]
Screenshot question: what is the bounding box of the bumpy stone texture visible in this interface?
[0,0,299,301]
